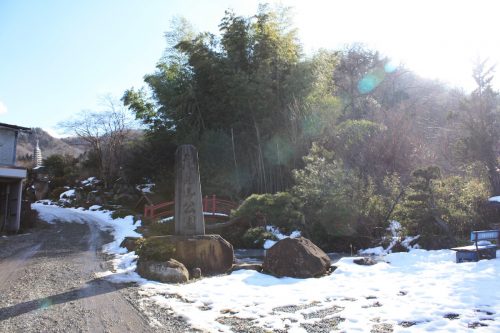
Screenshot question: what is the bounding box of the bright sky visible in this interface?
[2,0,500,136]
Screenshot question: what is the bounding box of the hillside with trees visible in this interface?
[16,128,87,167]
[39,5,500,252]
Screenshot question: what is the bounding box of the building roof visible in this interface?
[0,122,31,132]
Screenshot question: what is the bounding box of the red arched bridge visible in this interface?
[143,195,238,221]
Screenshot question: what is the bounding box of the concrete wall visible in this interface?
[0,129,17,166]
[0,126,27,233]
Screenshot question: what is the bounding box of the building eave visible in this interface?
[0,166,27,179]
[0,122,31,132]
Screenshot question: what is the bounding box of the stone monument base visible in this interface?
[149,234,234,276]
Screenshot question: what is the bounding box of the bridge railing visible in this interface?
[144,195,238,220]
[143,200,174,220]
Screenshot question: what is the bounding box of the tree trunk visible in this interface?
[488,165,500,195]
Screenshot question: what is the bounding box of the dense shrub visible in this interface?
[43,154,80,188]
[136,237,176,261]
[49,187,68,200]
[394,167,492,248]
[232,192,304,233]
[433,175,491,238]
[111,208,136,219]
[242,227,277,248]
[292,144,396,250]
[143,221,175,237]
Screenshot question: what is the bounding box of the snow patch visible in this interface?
[263,239,277,249]
[488,196,500,203]
[59,189,75,199]
[262,226,301,249]
[136,183,155,193]
[360,221,420,256]
[81,177,99,187]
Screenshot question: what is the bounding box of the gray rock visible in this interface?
[190,267,202,279]
[262,237,331,278]
[353,257,377,266]
[120,237,140,252]
[136,258,189,283]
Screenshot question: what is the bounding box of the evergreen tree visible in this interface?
[456,60,500,194]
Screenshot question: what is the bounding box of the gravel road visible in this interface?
[0,221,194,333]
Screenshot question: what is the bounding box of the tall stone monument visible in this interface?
[174,145,205,236]
[136,144,234,281]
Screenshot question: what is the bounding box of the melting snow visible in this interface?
[32,203,500,332]
[488,196,500,203]
[263,226,301,249]
[59,189,75,199]
[136,183,155,193]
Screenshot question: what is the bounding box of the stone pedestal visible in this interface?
[150,235,234,275]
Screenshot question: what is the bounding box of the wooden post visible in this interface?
[212,194,216,215]
[474,232,479,261]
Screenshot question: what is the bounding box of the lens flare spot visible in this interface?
[358,69,385,94]
[39,298,53,309]
[384,60,398,73]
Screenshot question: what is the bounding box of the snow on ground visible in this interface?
[488,196,500,203]
[263,226,301,249]
[59,189,75,199]
[360,220,420,256]
[136,183,155,193]
[133,250,500,332]
[81,177,98,186]
[32,203,500,332]
[159,212,229,224]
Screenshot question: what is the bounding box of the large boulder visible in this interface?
[150,235,234,275]
[262,237,331,278]
[136,258,189,283]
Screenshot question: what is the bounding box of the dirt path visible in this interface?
[0,220,192,333]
